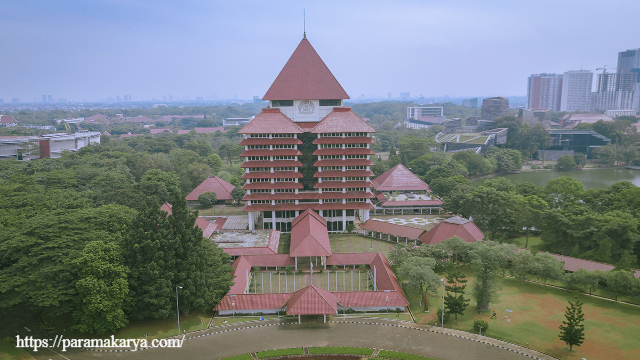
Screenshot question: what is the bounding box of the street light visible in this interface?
[505,309,513,342]
[385,290,391,319]
[176,286,183,336]
[230,295,237,322]
[441,278,445,328]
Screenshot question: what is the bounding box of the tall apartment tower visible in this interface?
[560,70,593,111]
[239,37,376,232]
[617,49,640,110]
[527,73,563,110]
[591,71,637,111]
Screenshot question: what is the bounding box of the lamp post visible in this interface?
[505,309,513,342]
[478,325,483,336]
[230,295,236,322]
[441,278,445,328]
[176,286,183,336]
[385,290,390,319]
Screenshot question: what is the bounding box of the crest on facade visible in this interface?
[298,100,315,115]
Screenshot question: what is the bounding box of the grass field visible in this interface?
[250,270,372,293]
[277,233,396,256]
[405,268,640,360]
[194,205,246,216]
[309,347,374,355]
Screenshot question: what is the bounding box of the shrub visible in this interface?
[555,155,576,170]
[198,191,217,207]
[543,164,553,169]
[531,164,540,169]
[331,265,339,271]
[437,309,450,324]
[285,265,293,274]
[473,319,489,333]
[345,223,355,233]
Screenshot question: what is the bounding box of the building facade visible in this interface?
[406,106,443,119]
[480,97,510,120]
[617,49,640,110]
[590,71,637,111]
[560,70,592,111]
[527,73,563,110]
[239,37,376,232]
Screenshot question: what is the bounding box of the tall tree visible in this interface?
[514,195,548,248]
[444,269,470,322]
[529,253,565,285]
[469,242,504,311]
[397,257,441,311]
[462,186,516,240]
[558,301,585,351]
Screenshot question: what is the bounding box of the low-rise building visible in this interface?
[0,131,101,160]
[186,176,236,206]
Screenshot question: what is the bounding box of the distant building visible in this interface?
[591,71,637,111]
[546,129,611,156]
[55,117,84,124]
[527,73,563,110]
[519,109,551,129]
[370,164,442,214]
[480,97,510,120]
[419,216,484,245]
[560,70,592,111]
[558,113,613,128]
[400,92,410,100]
[399,116,446,130]
[223,116,255,127]
[617,48,640,110]
[0,115,17,127]
[12,98,19,103]
[0,131,101,161]
[461,98,478,108]
[605,109,637,117]
[407,106,443,119]
[47,95,53,103]
[186,176,236,206]
[442,118,462,134]
[149,128,173,135]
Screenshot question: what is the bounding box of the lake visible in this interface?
[473,168,640,189]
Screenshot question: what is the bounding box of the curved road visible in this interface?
[32,320,547,360]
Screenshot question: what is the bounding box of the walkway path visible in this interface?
[37,318,556,360]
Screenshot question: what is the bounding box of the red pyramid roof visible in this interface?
[311,107,376,133]
[238,108,303,134]
[419,217,484,245]
[372,164,431,191]
[290,209,332,257]
[286,285,338,315]
[186,176,236,201]
[263,38,349,100]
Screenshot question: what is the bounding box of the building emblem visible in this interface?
[298,100,315,115]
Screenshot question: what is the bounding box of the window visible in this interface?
[250,134,269,138]
[346,199,366,202]
[321,177,342,181]
[251,189,271,193]
[346,188,367,192]
[347,132,366,137]
[275,189,294,193]
[346,177,365,181]
[273,144,294,149]
[272,133,293,138]
[274,178,294,182]
[275,200,294,204]
[248,145,269,149]
[320,133,342,137]
[272,100,293,107]
[322,155,342,160]
[251,178,272,182]
[319,99,341,106]
[248,167,270,172]
[346,155,366,159]
[251,200,271,204]
[323,188,342,192]
[274,156,295,160]
[321,166,343,171]
[323,199,342,203]
[346,166,365,170]
[346,143,366,148]
[321,144,342,148]
[248,156,269,161]
[274,167,295,171]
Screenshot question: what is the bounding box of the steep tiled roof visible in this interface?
[419,218,484,245]
[360,220,425,240]
[326,253,377,266]
[214,293,290,311]
[243,254,295,267]
[286,285,338,315]
[186,176,235,201]
[238,108,303,134]
[196,218,216,238]
[0,115,16,124]
[150,128,172,135]
[290,209,332,257]
[263,38,349,101]
[311,107,376,133]
[229,256,252,294]
[372,164,431,191]
[333,291,409,307]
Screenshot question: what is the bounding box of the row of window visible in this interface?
[270,100,341,107]
[321,155,342,160]
[319,177,366,182]
[248,167,297,172]
[247,145,295,149]
[248,133,295,138]
[346,143,367,148]
[319,166,367,171]
[346,155,367,159]
[247,156,296,161]
[319,132,367,137]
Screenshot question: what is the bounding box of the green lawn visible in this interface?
[404,268,640,360]
[220,355,253,360]
[250,271,371,293]
[506,234,548,252]
[309,347,374,355]
[256,348,304,358]
[378,350,436,360]
[0,341,30,360]
[278,233,395,256]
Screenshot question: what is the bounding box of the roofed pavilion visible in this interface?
[290,209,331,270]
[419,216,484,245]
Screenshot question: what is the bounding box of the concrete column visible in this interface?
[295,257,298,270]
[342,211,346,231]
[248,212,254,230]
[298,315,301,324]
[272,211,276,231]
[388,234,390,241]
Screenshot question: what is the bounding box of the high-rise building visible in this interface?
[560,70,592,111]
[617,49,640,110]
[461,98,478,108]
[400,92,410,100]
[481,97,510,120]
[47,95,53,103]
[42,95,47,103]
[527,73,563,110]
[590,71,637,111]
[239,36,375,232]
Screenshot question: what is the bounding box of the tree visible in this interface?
[451,150,493,176]
[397,257,441,311]
[606,270,636,302]
[429,175,470,198]
[555,155,576,170]
[593,144,617,165]
[184,139,214,157]
[72,232,129,334]
[198,191,217,207]
[469,242,504,311]
[514,195,548,248]
[141,169,181,195]
[571,269,603,296]
[462,186,516,240]
[218,142,244,164]
[397,135,433,163]
[444,270,470,322]
[509,249,534,280]
[559,301,585,351]
[484,147,522,173]
[441,183,474,217]
[231,187,245,204]
[573,153,587,168]
[423,163,468,184]
[493,115,522,147]
[205,154,223,175]
[529,253,565,285]
[544,176,584,209]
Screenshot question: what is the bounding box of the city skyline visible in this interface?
[2,0,640,101]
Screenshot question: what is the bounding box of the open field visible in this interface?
[250,270,372,293]
[405,268,640,360]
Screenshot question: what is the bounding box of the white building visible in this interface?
[0,131,101,161]
[407,107,444,119]
[527,73,563,111]
[560,70,592,112]
[222,116,255,127]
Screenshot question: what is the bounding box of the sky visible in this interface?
[2,0,640,102]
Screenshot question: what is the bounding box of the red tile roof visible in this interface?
[186,176,236,201]
[313,137,374,144]
[240,149,302,157]
[290,209,332,257]
[229,256,252,294]
[295,122,320,132]
[242,182,303,190]
[0,115,16,124]
[369,253,406,298]
[311,107,376,133]
[214,293,290,311]
[326,253,377,266]
[313,159,374,167]
[126,116,155,123]
[150,128,173,135]
[286,285,338,315]
[372,164,431,191]
[196,218,217,238]
[263,38,349,101]
[242,171,302,179]
[419,217,484,245]
[313,148,375,156]
[314,181,372,189]
[241,160,302,168]
[314,170,374,178]
[333,291,409,307]
[240,138,302,146]
[243,254,295,267]
[238,108,304,134]
[360,220,425,240]
[85,114,108,122]
[380,199,443,207]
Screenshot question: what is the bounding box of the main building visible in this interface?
[240,36,376,232]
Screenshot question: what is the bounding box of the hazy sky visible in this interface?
[2,0,639,101]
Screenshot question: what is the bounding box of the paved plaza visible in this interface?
[371,217,445,226]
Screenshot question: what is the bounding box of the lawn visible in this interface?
[378,350,436,360]
[506,234,548,252]
[249,270,372,293]
[309,347,374,355]
[194,205,246,216]
[278,233,396,256]
[0,341,30,360]
[404,268,640,360]
[256,348,304,358]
